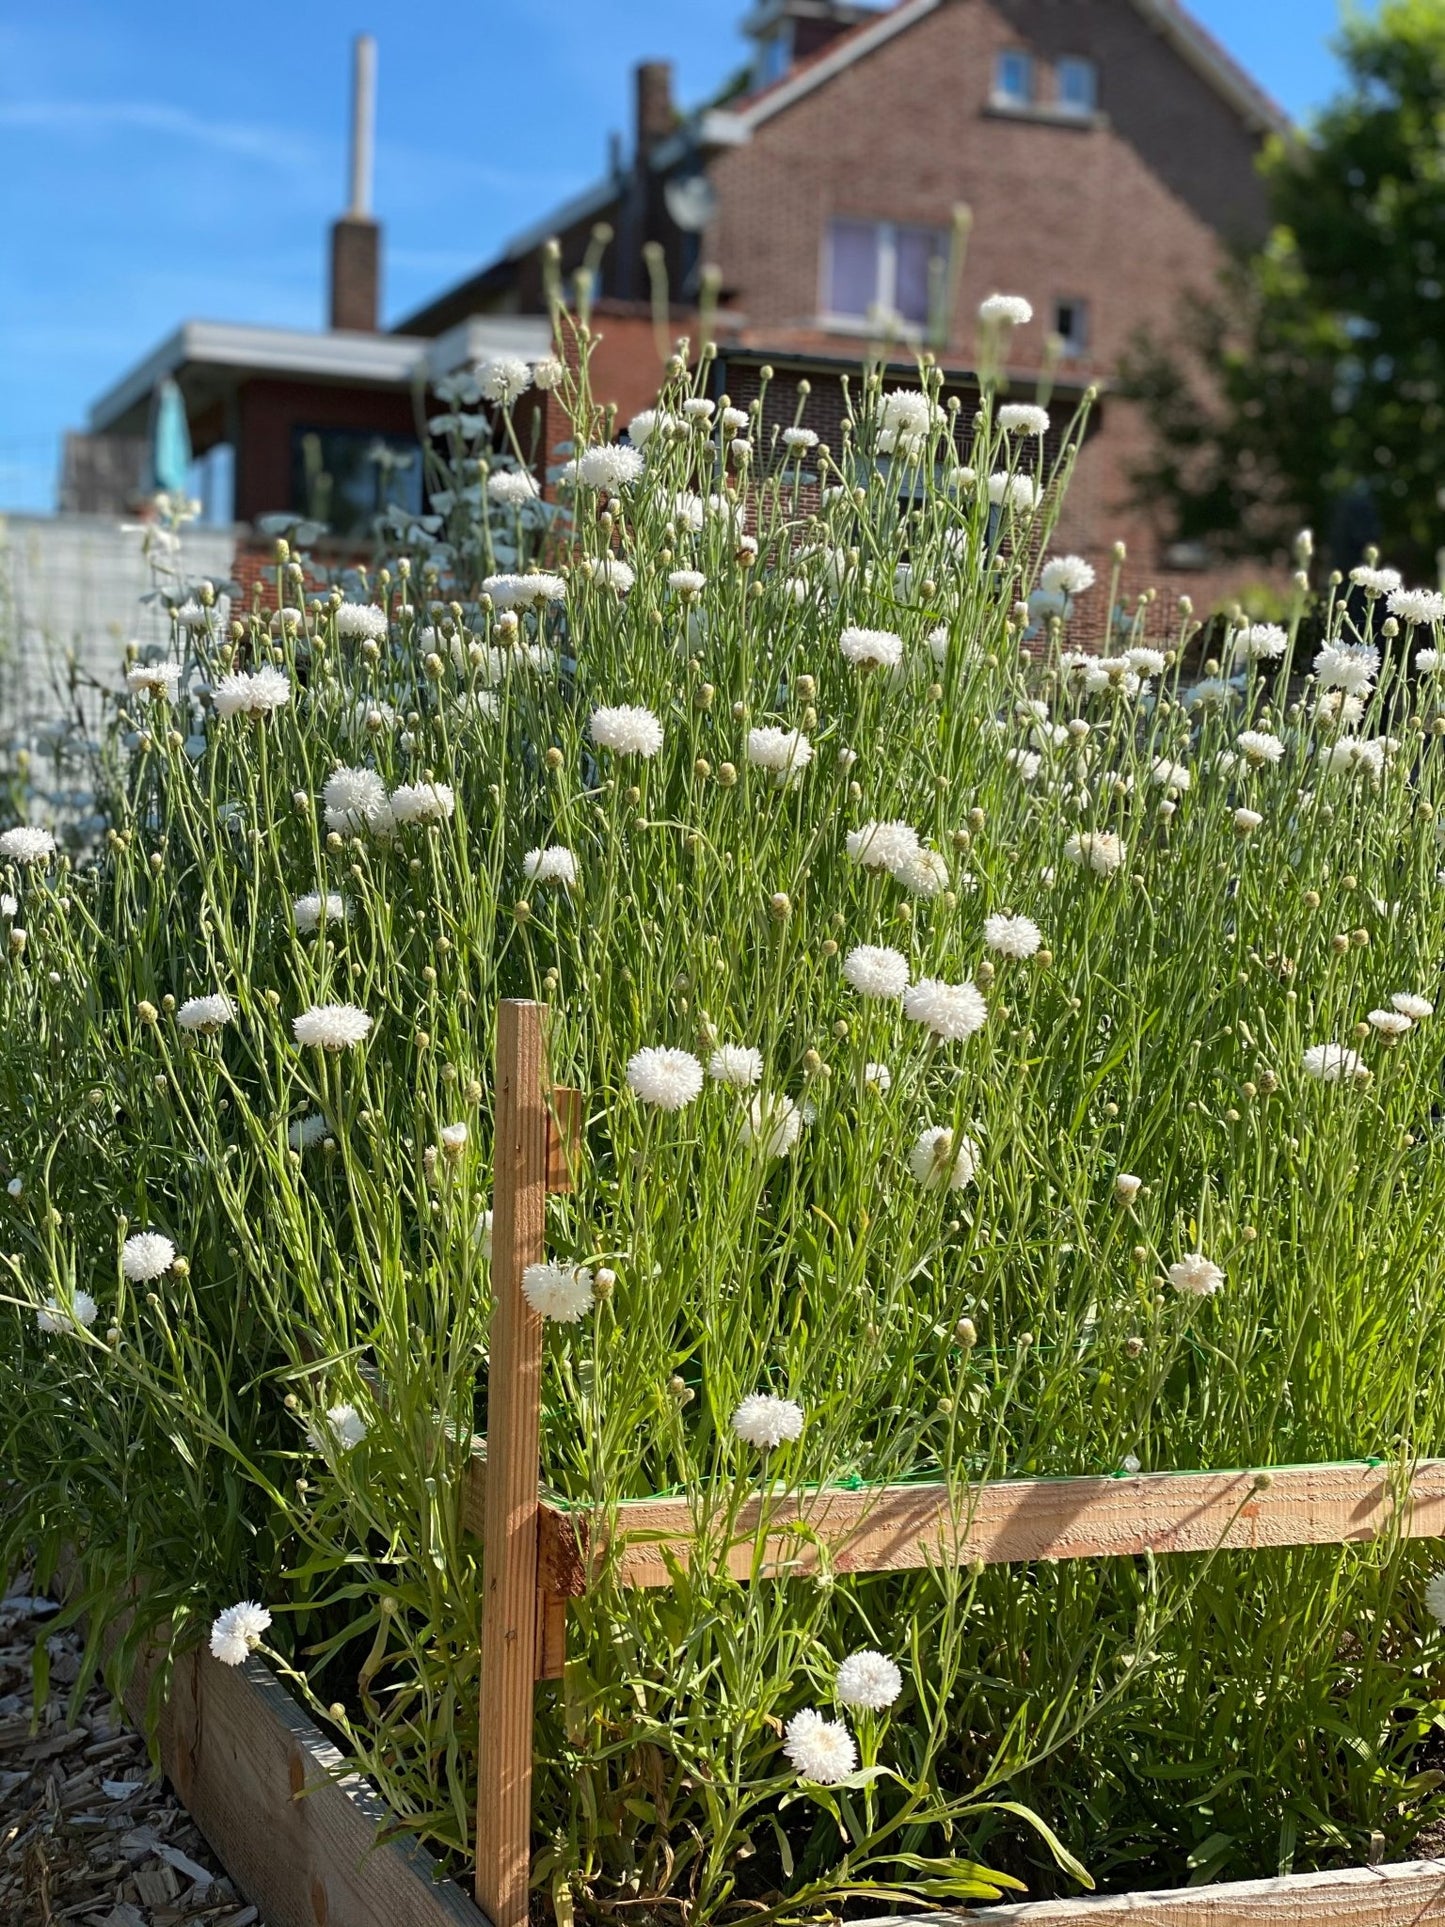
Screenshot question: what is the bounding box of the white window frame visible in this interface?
[991,49,1034,109]
[1053,295,1090,359]
[1055,56,1098,116]
[820,218,947,337]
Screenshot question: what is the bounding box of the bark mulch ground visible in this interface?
[0,1580,267,1927]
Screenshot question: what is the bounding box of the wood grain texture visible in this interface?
[546,1085,583,1194]
[111,1634,486,1927]
[476,1000,550,1927]
[501,1460,1445,1594]
[927,1856,1445,1922]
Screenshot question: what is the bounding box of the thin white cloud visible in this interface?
[0,99,315,170]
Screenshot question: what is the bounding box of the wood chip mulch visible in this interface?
[0,1580,268,1926]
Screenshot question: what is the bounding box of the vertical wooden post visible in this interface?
[476,1000,549,1926]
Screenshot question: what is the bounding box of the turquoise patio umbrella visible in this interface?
[149,377,193,496]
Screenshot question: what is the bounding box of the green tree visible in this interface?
[1125,0,1445,578]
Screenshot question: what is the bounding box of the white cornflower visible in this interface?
[1114,1173,1143,1204]
[210,666,292,718]
[323,766,388,833]
[839,625,903,670]
[1392,992,1433,1019]
[479,355,532,405]
[174,598,209,632]
[983,913,1041,960]
[1167,1252,1224,1298]
[530,355,565,390]
[308,1403,368,1452]
[287,1114,328,1150]
[1065,830,1125,875]
[746,727,813,785]
[979,293,1033,326]
[293,1004,373,1051]
[576,444,645,490]
[1040,555,1095,597]
[1321,738,1386,778]
[1124,646,1166,676]
[903,978,988,1043]
[521,1261,595,1323]
[590,705,664,757]
[37,1290,98,1335]
[1314,643,1379,694]
[1007,747,1042,782]
[927,625,950,665]
[682,396,715,422]
[475,1209,494,1258]
[1350,565,1401,596]
[121,1232,175,1282]
[1,895,15,917]
[177,993,235,1034]
[1387,586,1445,626]
[847,820,920,872]
[893,848,950,897]
[487,468,540,506]
[1417,649,1440,673]
[668,568,707,594]
[843,944,909,1001]
[908,1126,979,1190]
[389,781,456,825]
[334,603,388,643]
[125,660,182,700]
[440,1122,468,1154]
[482,571,567,609]
[879,390,940,438]
[584,555,636,593]
[1302,1042,1367,1083]
[1232,623,1288,662]
[292,892,347,934]
[988,473,1043,512]
[835,1650,903,1712]
[1183,677,1238,713]
[709,1045,763,1089]
[1237,730,1284,766]
[732,1392,805,1450]
[1367,1008,1412,1036]
[999,403,1050,437]
[0,827,56,864]
[209,1601,271,1667]
[626,1046,704,1111]
[741,1093,802,1157]
[626,409,664,446]
[1150,757,1191,791]
[783,1708,857,1784]
[1233,807,1263,833]
[781,426,818,451]
[523,845,578,888]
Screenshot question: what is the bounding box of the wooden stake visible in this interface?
[476,1001,550,1927]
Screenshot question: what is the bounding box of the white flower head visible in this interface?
[903,978,988,1042]
[840,626,903,671]
[177,993,235,1034]
[1232,623,1288,662]
[1314,643,1379,694]
[843,944,909,1001]
[1351,565,1401,596]
[1392,992,1433,1020]
[998,403,1050,437]
[742,1093,802,1158]
[668,567,707,594]
[1387,586,1445,626]
[894,848,950,897]
[1065,830,1125,876]
[482,571,567,610]
[746,727,812,785]
[591,705,664,758]
[323,766,389,834]
[523,845,578,888]
[522,1261,595,1323]
[211,666,292,718]
[1167,1252,1224,1298]
[390,781,455,825]
[864,1061,892,1093]
[576,444,645,491]
[1150,757,1191,791]
[479,355,533,405]
[626,1046,704,1111]
[835,1649,903,1712]
[1303,1042,1367,1083]
[121,1232,176,1282]
[308,1403,368,1452]
[1040,555,1095,597]
[37,1290,98,1335]
[847,820,920,872]
[334,603,389,643]
[987,473,1043,513]
[1114,1172,1143,1204]
[908,1126,979,1190]
[288,1113,328,1151]
[1233,807,1263,833]
[783,1707,857,1784]
[126,660,182,700]
[983,913,1041,960]
[781,425,818,450]
[292,891,347,934]
[531,355,565,391]
[708,1045,763,1089]
[293,1004,373,1051]
[487,468,541,506]
[1367,1008,1412,1037]
[732,1392,804,1450]
[979,293,1033,327]
[1238,730,1284,766]
[0,827,56,865]
[209,1601,272,1667]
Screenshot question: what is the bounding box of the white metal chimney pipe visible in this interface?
[348,34,377,218]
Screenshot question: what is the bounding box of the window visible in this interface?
[1056,56,1098,115]
[290,427,423,540]
[824,219,949,331]
[1053,296,1090,359]
[756,23,792,88]
[992,50,1033,108]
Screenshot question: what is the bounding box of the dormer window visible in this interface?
[1056,56,1098,115]
[756,21,793,88]
[992,50,1034,109]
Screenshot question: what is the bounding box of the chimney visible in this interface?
[329,34,380,331]
[635,61,675,158]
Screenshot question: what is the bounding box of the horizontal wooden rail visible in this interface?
[462,1457,1445,1602]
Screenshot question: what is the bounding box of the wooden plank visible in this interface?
[929,1856,1445,1922]
[502,1460,1445,1595]
[546,1085,583,1193]
[108,1630,488,1927]
[476,1000,550,1927]
[534,1587,567,1680]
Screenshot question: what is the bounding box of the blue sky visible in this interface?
[0,1,1364,512]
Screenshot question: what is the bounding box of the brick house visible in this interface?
[401,0,1287,617]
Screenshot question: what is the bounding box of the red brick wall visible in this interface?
[234,379,421,525]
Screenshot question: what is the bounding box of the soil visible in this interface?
[0,1580,269,1927]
